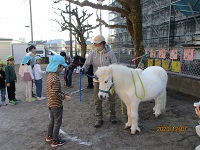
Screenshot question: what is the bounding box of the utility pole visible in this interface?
[29,0,33,43]
[97,0,104,35]
[69,2,73,58]
[99,9,102,35]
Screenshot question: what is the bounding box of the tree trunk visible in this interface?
[128,0,144,67]
[80,43,87,58]
[78,34,87,58]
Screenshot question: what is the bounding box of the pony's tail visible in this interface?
[160,90,167,113]
[158,69,167,113]
[158,69,168,87]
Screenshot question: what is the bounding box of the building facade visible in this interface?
[108,0,200,50]
[108,0,200,82]
[44,39,66,53]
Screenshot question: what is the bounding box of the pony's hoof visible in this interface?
[124,125,131,130]
[131,127,140,134]
[155,114,160,118]
[131,130,137,134]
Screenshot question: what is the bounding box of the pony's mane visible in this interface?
[95,66,109,77]
[109,64,133,82]
[110,64,130,74]
[96,64,140,79]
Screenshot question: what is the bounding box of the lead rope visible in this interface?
[130,70,146,100]
[79,72,97,103]
[120,71,145,117]
[132,54,147,69]
[120,100,125,117]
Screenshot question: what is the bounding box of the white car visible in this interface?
[36,49,45,58]
[36,49,57,58]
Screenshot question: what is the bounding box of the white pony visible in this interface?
[95,64,168,134]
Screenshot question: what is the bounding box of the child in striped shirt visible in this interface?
[33,56,46,100]
[45,55,71,148]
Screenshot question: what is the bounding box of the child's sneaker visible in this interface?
[2,101,8,106]
[37,97,46,100]
[9,100,16,105]
[46,135,53,142]
[51,138,65,147]
[29,98,36,102]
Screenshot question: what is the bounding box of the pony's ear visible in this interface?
[106,66,112,74]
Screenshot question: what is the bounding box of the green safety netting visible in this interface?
[172,0,200,16]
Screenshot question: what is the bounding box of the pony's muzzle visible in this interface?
[99,95,103,100]
[98,93,107,100]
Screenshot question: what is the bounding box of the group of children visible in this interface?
[0,46,70,147]
[0,56,19,106]
[0,46,46,106]
[19,55,46,102]
[1,47,71,147]
[19,45,46,102]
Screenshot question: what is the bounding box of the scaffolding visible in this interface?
[108,0,200,79]
[108,0,134,51]
[108,0,200,51]
[142,0,200,50]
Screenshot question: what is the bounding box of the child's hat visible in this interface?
[46,54,67,72]
[34,56,42,64]
[6,55,14,61]
[22,55,32,64]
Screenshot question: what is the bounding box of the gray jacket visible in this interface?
[83,45,117,74]
[66,55,73,65]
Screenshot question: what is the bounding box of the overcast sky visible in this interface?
[0,0,109,42]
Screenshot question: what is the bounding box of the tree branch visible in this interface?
[96,18,126,29]
[53,0,130,17]
[116,0,129,9]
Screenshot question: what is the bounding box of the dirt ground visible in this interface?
[0,64,200,150]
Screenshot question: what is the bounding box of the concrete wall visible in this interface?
[167,74,200,98]
[12,43,29,64]
[0,40,12,63]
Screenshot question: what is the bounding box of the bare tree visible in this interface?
[53,5,100,57]
[53,0,144,65]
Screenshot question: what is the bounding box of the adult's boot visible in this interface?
[94,120,103,128]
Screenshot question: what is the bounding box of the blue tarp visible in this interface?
[172,0,200,16]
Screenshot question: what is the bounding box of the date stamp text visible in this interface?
[156,126,187,132]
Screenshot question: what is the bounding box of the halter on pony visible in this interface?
[99,82,114,95]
